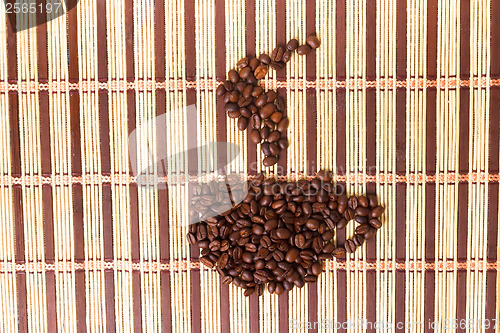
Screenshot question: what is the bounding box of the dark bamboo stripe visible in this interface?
[246,0,257,176]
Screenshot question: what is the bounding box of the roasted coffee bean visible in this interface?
[228,69,240,83]
[278,138,289,149]
[354,215,368,224]
[254,64,268,79]
[237,57,249,68]
[216,84,226,96]
[277,117,289,133]
[240,107,252,118]
[348,196,358,210]
[364,227,377,239]
[250,129,261,144]
[311,262,323,275]
[248,57,260,70]
[251,114,261,129]
[358,195,369,208]
[263,156,278,167]
[187,232,196,245]
[217,253,229,268]
[239,66,252,79]
[271,46,285,62]
[282,50,292,63]
[238,96,252,107]
[285,247,300,262]
[305,218,320,231]
[317,169,332,181]
[306,35,321,49]
[259,53,271,64]
[268,143,281,156]
[235,81,246,92]
[269,61,285,70]
[344,208,355,221]
[355,224,370,235]
[276,228,291,239]
[286,38,299,51]
[261,142,271,156]
[370,206,385,218]
[223,80,233,91]
[275,96,286,111]
[252,86,264,97]
[336,218,348,229]
[369,218,382,229]
[255,94,268,108]
[237,117,248,131]
[353,234,365,246]
[296,44,312,55]
[242,84,254,98]
[355,206,370,217]
[260,126,271,140]
[224,102,239,113]
[344,239,356,254]
[270,111,283,123]
[332,247,346,258]
[200,256,215,268]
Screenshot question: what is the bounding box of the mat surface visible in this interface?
[0,0,499,332]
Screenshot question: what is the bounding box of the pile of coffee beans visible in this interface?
[216,35,321,168]
[187,170,384,296]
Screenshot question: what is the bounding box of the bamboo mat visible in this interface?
[0,0,499,332]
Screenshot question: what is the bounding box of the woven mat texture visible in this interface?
[1,0,500,332]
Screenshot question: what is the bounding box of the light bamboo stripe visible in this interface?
[316,0,336,331]
[195,1,221,332]
[165,0,191,332]
[106,0,135,331]
[286,0,309,331]
[345,1,367,332]
[376,1,398,332]
[4,259,500,273]
[434,0,460,330]
[133,1,162,332]
[467,1,490,331]
[255,0,279,332]
[405,1,427,332]
[0,3,17,333]
[16,2,49,332]
[225,1,250,331]
[0,171,498,186]
[3,77,500,93]
[47,2,77,331]
[77,0,107,331]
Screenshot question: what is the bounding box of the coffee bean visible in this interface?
[260,126,271,140]
[239,66,252,79]
[255,94,268,108]
[238,96,252,107]
[235,81,246,92]
[228,69,240,83]
[355,224,370,235]
[216,84,226,96]
[259,53,271,64]
[285,247,300,262]
[364,227,377,239]
[248,57,260,70]
[252,86,264,97]
[217,253,229,268]
[222,275,233,285]
[306,35,321,49]
[240,107,252,118]
[187,232,196,245]
[200,256,215,268]
[237,117,248,130]
[370,206,385,218]
[270,111,283,123]
[282,50,292,63]
[251,114,261,129]
[333,247,346,258]
[369,218,382,229]
[296,44,312,55]
[269,61,285,70]
[223,80,233,91]
[275,96,285,111]
[237,57,249,68]
[305,218,320,231]
[268,143,281,155]
[261,142,271,156]
[336,218,348,229]
[254,64,268,79]
[344,239,356,254]
[263,156,278,167]
[348,196,358,210]
[267,131,281,143]
[271,46,285,62]
[286,38,299,51]
[311,262,323,275]
[358,196,369,207]
[353,234,365,246]
[277,117,289,133]
[278,138,289,149]
[354,215,368,224]
[250,129,261,144]
[224,102,238,113]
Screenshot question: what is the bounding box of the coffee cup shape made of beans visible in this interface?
[187,170,385,296]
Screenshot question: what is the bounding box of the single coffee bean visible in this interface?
[296,44,312,55]
[337,195,348,206]
[216,84,226,96]
[246,74,257,85]
[237,117,248,131]
[237,57,249,68]
[277,117,289,133]
[311,262,323,275]
[228,69,240,83]
[353,234,365,246]
[261,142,272,156]
[354,215,368,224]
[263,156,278,167]
[250,129,261,144]
[252,86,264,97]
[348,196,358,210]
[260,126,271,140]
[267,131,281,143]
[251,114,261,129]
[222,275,233,285]
[263,118,276,129]
[223,80,233,91]
[306,35,321,49]
[268,143,281,156]
[248,57,260,70]
[282,50,292,63]
[364,227,377,239]
[235,81,246,92]
[255,94,268,108]
[242,84,254,98]
[367,195,378,207]
[332,247,346,258]
[254,64,268,79]
[238,96,252,107]
[240,107,252,118]
[355,206,370,217]
[322,242,335,254]
[336,218,348,229]
[344,208,355,221]
[275,228,291,239]
[200,256,215,268]
[224,102,239,113]
[278,138,289,149]
[271,46,285,62]
[187,232,196,245]
[355,224,370,235]
[266,91,278,102]
[275,96,285,111]
[239,66,252,79]
[344,239,356,254]
[259,53,271,64]
[228,90,239,103]
[369,218,382,229]
[286,38,299,51]
[285,247,300,262]
[217,253,229,268]
[270,111,283,123]
[305,218,320,231]
[370,206,385,218]
[358,195,369,207]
